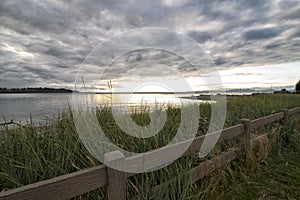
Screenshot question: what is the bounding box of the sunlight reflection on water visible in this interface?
[0,93,208,123]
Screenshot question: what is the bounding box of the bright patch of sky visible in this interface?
[216,62,300,89]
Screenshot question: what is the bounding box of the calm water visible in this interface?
[0,93,205,123]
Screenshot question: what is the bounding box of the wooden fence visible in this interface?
[0,107,300,200]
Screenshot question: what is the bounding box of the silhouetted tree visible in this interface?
[296,80,300,94]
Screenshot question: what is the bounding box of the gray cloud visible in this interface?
[243,27,283,41]
[214,57,227,66]
[187,31,212,43]
[0,0,300,88]
[265,41,284,50]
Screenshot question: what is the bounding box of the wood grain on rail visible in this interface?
[188,147,240,184]
[0,165,107,200]
[289,107,300,115]
[250,112,284,129]
[126,125,244,174]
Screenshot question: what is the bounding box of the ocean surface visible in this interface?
[0,93,206,123]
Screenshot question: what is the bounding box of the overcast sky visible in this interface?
[1,0,300,90]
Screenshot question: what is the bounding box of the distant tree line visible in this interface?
[0,87,74,93]
[296,80,300,94]
[273,80,300,94]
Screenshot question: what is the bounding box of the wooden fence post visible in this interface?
[239,118,251,159]
[282,109,289,125]
[104,151,126,200]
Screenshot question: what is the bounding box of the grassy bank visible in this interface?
[199,114,300,200]
[0,94,300,199]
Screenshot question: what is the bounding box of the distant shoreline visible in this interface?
[0,87,75,94]
[0,87,295,96]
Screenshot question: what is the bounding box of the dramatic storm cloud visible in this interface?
[0,0,299,89]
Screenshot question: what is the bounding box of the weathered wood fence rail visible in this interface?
[1,107,300,200]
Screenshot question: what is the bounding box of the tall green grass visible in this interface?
[198,114,300,200]
[0,94,300,199]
